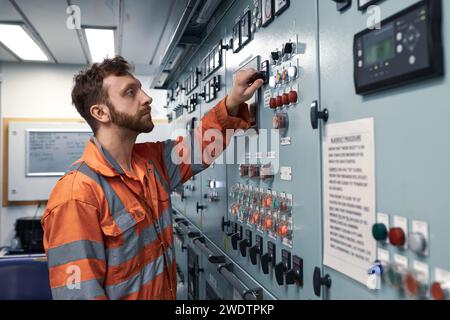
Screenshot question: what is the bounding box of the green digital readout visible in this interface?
[365,37,395,65]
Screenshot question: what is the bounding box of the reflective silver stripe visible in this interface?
[66,162,83,174]
[163,140,182,190]
[148,159,171,195]
[51,279,106,300]
[47,240,105,268]
[106,208,173,266]
[91,137,124,174]
[105,246,175,300]
[77,163,135,233]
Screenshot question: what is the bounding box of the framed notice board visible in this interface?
[3,119,91,206]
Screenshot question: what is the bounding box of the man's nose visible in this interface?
[141,89,152,106]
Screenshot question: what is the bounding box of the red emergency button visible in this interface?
[431,282,447,300]
[282,93,290,106]
[270,97,277,109]
[289,90,298,104]
[276,95,283,108]
[389,227,406,247]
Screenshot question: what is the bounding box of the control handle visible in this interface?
[275,262,286,286]
[313,267,332,297]
[310,100,329,130]
[260,253,273,275]
[249,245,260,265]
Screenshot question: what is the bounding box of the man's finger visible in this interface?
[244,79,264,96]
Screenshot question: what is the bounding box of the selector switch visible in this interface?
[389,227,406,247]
[239,229,252,257]
[407,232,427,255]
[261,241,276,275]
[286,255,303,286]
[275,249,292,286]
[231,225,243,250]
[372,223,388,241]
[249,235,264,265]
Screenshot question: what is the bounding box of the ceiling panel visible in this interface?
[15,0,87,64]
[121,0,174,66]
[0,45,19,62]
[0,0,22,20]
[71,0,119,27]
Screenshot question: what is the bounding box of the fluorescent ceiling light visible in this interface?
[85,28,115,63]
[0,24,48,61]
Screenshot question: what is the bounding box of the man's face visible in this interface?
[103,74,154,133]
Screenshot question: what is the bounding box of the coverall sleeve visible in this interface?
[161,96,251,191]
[41,199,108,300]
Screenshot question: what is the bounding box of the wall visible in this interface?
[0,62,169,247]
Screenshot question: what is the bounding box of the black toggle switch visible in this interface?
[248,72,267,85]
[282,42,294,56]
[261,241,276,274]
[271,50,280,63]
[286,256,303,286]
[249,235,263,265]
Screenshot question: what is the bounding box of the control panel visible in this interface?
[169,0,450,301]
[354,0,443,94]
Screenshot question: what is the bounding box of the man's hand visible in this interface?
[226,69,264,116]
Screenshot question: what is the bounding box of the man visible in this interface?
[41,56,263,300]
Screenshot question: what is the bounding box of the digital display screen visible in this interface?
[364,37,395,66]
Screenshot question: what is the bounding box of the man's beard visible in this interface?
[108,101,154,133]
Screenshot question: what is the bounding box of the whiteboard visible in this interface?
[8,122,92,202]
[26,130,92,177]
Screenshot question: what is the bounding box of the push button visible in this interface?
[431,282,449,300]
[372,223,388,241]
[403,272,428,299]
[389,227,406,247]
[407,232,427,255]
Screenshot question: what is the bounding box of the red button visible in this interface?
[264,216,273,230]
[431,282,446,300]
[276,96,283,107]
[389,227,406,246]
[270,98,277,109]
[289,90,298,104]
[251,211,260,225]
[282,93,290,106]
[404,273,419,297]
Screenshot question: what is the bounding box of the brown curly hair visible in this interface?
[71,56,132,132]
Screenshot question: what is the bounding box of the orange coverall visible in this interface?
[41,98,250,299]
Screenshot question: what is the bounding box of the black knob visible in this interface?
[310,100,329,130]
[221,217,231,232]
[313,267,332,297]
[260,253,272,274]
[286,269,298,285]
[249,245,260,265]
[248,72,267,85]
[196,202,206,213]
[231,233,242,250]
[275,262,285,286]
[271,51,280,62]
[239,239,250,257]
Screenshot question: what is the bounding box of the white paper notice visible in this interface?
[323,118,376,285]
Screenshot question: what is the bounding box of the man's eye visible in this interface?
[127,89,135,96]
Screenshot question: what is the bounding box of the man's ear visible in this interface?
[90,104,111,124]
